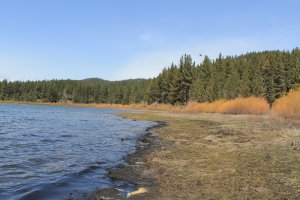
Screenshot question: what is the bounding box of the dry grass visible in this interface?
[0,101,183,112]
[185,97,270,115]
[272,89,300,119]
[93,103,183,112]
[121,111,300,200]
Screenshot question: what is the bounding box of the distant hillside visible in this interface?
[80,78,109,85]
[80,78,108,83]
[0,48,299,105]
[80,78,147,84]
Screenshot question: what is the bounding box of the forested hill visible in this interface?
[1,48,300,105]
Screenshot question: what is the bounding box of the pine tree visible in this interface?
[273,61,286,99]
[159,68,171,103]
[262,58,276,105]
[121,86,131,105]
[213,53,225,100]
[249,64,265,97]
[169,64,181,104]
[129,85,139,104]
[222,59,239,99]
[291,48,300,87]
[144,78,160,104]
[239,62,251,97]
[48,84,59,103]
[1,80,8,100]
[190,55,212,102]
[177,54,194,103]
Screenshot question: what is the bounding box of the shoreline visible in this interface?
[89,120,167,200]
[3,102,299,199]
[1,101,167,199]
[0,100,119,109]
[0,100,172,112]
[102,111,300,199]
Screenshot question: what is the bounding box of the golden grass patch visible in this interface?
[272,89,300,119]
[185,97,270,115]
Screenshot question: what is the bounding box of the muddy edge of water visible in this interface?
[89,120,166,200]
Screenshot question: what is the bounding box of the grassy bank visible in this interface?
[120,111,300,199]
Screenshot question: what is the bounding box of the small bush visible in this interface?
[272,89,300,119]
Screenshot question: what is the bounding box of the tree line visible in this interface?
[1,48,300,105]
[0,78,149,104]
[145,48,300,105]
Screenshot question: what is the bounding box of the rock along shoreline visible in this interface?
[89,120,166,200]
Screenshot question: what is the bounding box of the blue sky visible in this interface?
[0,0,299,81]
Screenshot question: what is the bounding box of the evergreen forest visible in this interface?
[1,49,300,106]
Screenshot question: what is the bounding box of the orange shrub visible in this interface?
[272,89,300,119]
[185,97,270,115]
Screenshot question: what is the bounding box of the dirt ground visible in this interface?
[115,111,300,200]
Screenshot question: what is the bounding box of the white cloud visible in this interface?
[113,37,266,80]
[114,50,181,80]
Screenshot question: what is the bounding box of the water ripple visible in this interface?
[0,104,156,199]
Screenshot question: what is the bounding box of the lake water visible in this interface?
[0,104,156,200]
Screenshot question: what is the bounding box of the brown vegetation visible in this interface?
[2,90,300,119]
[120,111,300,199]
[185,97,270,115]
[271,89,300,119]
[93,103,183,112]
